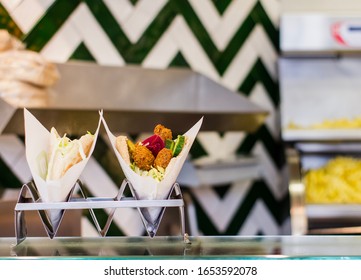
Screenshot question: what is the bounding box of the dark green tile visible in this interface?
[211,0,233,15]
[236,131,256,155]
[70,42,96,61]
[129,0,139,6]
[23,0,81,51]
[238,73,256,96]
[239,59,279,106]
[216,16,256,75]
[237,125,285,169]
[189,138,208,160]
[173,0,219,64]
[84,0,130,55]
[0,156,22,189]
[86,0,177,63]
[251,2,279,51]
[226,180,285,234]
[169,51,189,67]
[213,183,232,199]
[125,2,177,63]
[0,4,23,38]
[191,193,221,235]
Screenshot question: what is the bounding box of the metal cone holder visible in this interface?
[14,179,188,245]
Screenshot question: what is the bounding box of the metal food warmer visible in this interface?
[280,13,361,235]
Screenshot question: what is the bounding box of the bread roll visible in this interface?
[0,30,24,52]
[115,136,131,165]
[0,50,59,87]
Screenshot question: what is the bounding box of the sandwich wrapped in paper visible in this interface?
[102,115,203,228]
[24,109,101,227]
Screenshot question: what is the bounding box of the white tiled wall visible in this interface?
[281,0,361,13]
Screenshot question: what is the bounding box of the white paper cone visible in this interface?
[102,116,203,223]
[24,108,102,227]
[48,209,62,230]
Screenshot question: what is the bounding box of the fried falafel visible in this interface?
[154,124,172,141]
[154,148,173,169]
[132,144,155,171]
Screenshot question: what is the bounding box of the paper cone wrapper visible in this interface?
[24,108,101,227]
[102,116,203,223]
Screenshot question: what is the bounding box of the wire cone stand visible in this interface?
[14,179,189,245]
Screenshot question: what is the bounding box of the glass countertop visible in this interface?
[2,235,361,259]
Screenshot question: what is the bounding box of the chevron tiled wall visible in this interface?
[0,0,290,236]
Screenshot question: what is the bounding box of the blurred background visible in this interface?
[1,0,360,238]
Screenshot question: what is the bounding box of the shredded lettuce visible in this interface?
[130,163,165,182]
[58,135,72,156]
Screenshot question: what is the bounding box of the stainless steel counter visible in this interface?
[2,235,361,259]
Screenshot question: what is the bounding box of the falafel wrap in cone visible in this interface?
[102,115,203,227]
[24,108,101,229]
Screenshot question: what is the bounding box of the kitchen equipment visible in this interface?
[280,13,361,235]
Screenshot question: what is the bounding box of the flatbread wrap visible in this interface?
[102,116,203,227]
[24,108,101,228]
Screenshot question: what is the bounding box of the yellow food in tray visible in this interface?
[288,116,361,129]
[304,157,361,203]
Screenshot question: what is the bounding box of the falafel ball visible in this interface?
[133,144,155,171]
[154,124,172,141]
[154,148,173,169]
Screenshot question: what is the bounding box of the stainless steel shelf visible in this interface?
[0,61,268,135]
